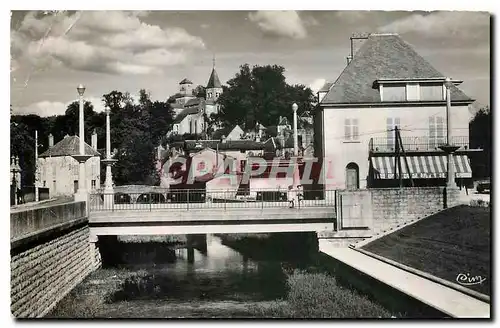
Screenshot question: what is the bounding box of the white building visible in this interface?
[38,133,101,197]
[315,33,475,190]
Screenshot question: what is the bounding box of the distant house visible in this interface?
[212,125,245,141]
[38,133,101,197]
[316,33,476,190]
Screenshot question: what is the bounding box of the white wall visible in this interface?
[38,156,101,197]
[320,104,470,189]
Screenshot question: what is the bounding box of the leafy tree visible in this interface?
[193,85,206,98]
[217,64,315,129]
[469,106,491,178]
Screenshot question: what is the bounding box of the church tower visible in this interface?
[205,55,222,116]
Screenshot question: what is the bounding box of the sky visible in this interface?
[10,10,491,117]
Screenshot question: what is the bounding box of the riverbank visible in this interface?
[48,267,393,318]
[48,233,398,318]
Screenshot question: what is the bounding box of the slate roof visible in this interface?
[185,98,203,107]
[173,107,199,124]
[39,135,100,158]
[321,34,473,105]
[179,78,193,85]
[206,68,222,89]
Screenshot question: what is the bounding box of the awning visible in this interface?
[371,155,472,179]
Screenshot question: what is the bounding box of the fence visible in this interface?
[89,188,337,212]
[369,136,469,152]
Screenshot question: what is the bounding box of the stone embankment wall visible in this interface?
[11,201,100,318]
[370,187,459,234]
[318,187,460,244]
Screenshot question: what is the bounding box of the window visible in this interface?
[383,84,406,101]
[386,117,401,150]
[429,116,445,148]
[344,118,359,141]
[91,180,96,189]
[53,180,56,193]
[420,83,444,101]
[215,92,220,98]
[43,181,46,187]
[208,92,213,99]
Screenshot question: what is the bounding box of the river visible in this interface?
[49,234,318,318]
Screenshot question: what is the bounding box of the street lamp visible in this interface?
[101,106,118,208]
[72,84,93,202]
[292,103,299,156]
[439,77,459,189]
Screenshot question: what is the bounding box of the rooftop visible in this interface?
[321,34,473,105]
[206,68,222,89]
[179,78,193,85]
[39,135,100,158]
[173,107,200,124]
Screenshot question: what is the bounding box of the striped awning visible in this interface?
[371,155,472,179]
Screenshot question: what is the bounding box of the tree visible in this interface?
[469,106,491,178]
[217,64,315,129]
[101,90,162,185]
[193,85,206,98]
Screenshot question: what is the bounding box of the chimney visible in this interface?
[48,133,54,148]
[349,33,369,63]
[91,130,98,150]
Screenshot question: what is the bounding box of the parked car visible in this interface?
[476,179,491,194]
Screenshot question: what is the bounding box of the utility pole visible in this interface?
[35,130,39,202]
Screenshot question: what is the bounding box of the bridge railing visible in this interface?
[89,188,337,212]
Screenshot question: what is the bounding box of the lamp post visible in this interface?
[72,84,93,202]
[101,107,117,208]
[439,78,459,189]
[35,130,39,202]
[292,103,299,156]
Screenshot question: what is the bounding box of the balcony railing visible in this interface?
[369,136,470,153]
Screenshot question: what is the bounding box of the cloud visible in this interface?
[200,23,210,29]
[14,95,106,117]
[248,11,307,39]
[309,78,326,94]
[378,11,490,38]
[11,10,206,75]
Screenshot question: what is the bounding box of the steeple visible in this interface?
[206,54,222,89]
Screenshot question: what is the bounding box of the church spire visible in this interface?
[206,54,222,89]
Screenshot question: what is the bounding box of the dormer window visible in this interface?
[382,83,406,101]
[420,82,444,101]
[379,80,447,102]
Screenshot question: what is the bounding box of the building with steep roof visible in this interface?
[168,59,224,137]
[38,134,101,197]
[205,58,223,117]
[315,33,476,190]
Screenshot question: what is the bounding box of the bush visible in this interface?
[254,270,392,318]
[469,199,490,207]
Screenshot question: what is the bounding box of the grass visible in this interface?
[47,268,149,318]
[252,270,393,318]
[363,205,491,295]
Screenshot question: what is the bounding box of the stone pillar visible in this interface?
[102,107,117,209]
[73,85,92,202]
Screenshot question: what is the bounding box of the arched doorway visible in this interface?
[346,162,359,190]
